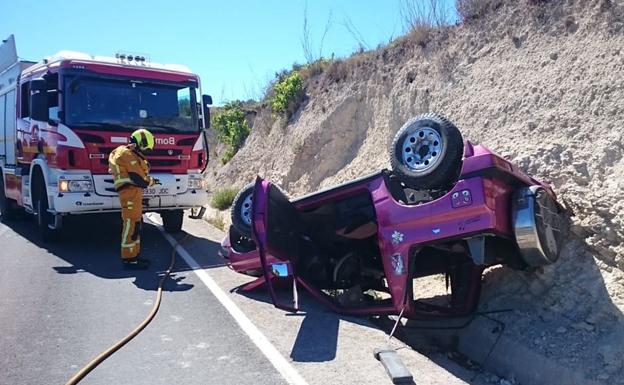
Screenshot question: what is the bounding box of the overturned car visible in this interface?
[221,114,567,318]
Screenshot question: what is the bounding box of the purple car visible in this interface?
[222,114,566,318]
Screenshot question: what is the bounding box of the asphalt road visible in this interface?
[0,212,478,385]
[0,214,286,385]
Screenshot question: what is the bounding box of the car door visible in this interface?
[251,176,309,312]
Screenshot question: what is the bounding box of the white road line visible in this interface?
[157,228,309,385]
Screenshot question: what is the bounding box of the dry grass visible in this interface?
[400,0,449,29]
[325,59,349,83]
[408,24,434,48]
[299,59,332,82]
[456,0,498,21]
[399,0,452,48]
[206,212,226,231]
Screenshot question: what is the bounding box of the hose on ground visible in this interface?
[64,233,189,385]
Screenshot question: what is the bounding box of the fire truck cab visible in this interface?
[0,35,211,240]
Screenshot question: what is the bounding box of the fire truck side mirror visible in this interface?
[202,94,212,129]
[30,90,48,122]
[30,78,47,91]
[30,79,49,122]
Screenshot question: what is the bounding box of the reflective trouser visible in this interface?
[118,186,143,259]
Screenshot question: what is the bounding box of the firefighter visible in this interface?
[108,128,160,269]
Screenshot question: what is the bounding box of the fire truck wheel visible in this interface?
[34,184,58,242]
[0,172,17,222]
[161,210,184,233]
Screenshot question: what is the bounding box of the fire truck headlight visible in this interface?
[187,177,204,190]
[59,179,94,193]
[69,180,94,192]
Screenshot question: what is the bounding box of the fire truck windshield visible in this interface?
[64,75,199,133]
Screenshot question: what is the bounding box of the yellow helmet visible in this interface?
[130,129,155,152]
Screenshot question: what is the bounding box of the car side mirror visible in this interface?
[202,94,212,129]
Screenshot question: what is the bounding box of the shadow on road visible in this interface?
[237,283,388,363]
[2,213,220,292]
[289,310,340,362]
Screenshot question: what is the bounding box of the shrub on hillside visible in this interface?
[270,71,304,118]
[400,0,451,47]
[212,101,251,164]
[325,59,349,83]
[299,59,332,80]
[409,25,433,48]
[456,0,498,21]
[210,188,239,210]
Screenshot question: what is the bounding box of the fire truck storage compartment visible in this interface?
[1,35,33,165]
[0,78,18,165]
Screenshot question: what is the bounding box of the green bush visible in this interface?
[210,187,239,210]
[270,71,303,116]
[212,101,251,164]
[220,147,237,165]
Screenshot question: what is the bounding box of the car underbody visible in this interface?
[221,115,567,319]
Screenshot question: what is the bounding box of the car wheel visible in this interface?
[231,183,255,237]
[390,113,464,190]
[512,186,566,267]
[161,209,184,233]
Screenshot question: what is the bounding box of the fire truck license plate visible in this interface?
[143,187,170,196]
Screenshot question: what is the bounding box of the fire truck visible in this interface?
[0,35,211,240]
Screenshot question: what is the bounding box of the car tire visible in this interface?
[161,209,184,233]
[512,186,566,267]
[390,113,464,190]
[231,183,255,237]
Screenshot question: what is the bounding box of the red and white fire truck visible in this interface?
[0,35,211,240]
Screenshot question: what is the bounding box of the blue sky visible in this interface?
[1,0,456,105]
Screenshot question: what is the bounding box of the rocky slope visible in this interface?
[207,1,624,383]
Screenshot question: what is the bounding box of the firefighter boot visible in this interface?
[122,256,151,270]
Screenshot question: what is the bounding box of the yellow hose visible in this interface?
[64,233,189,385]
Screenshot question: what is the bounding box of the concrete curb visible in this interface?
[376,315,600,385]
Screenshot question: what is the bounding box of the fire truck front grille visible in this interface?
[96,147,183,157]
[148,159,180,167]
[98,158,181,171]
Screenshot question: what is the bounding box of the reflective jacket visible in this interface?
[108,144,153,191]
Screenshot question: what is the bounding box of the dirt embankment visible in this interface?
[207,1,624,383]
